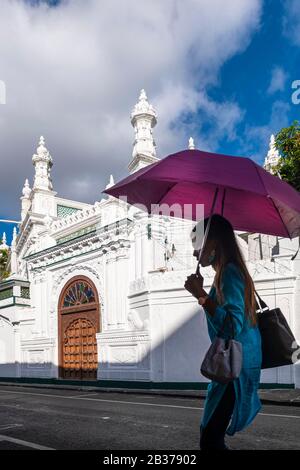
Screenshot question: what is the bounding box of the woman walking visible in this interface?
[184,214,262,450]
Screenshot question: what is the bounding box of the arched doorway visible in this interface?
[58,276,100,380]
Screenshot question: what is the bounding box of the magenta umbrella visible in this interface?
[104,149,300,241]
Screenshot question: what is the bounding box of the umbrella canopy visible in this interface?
[104,149,300,239]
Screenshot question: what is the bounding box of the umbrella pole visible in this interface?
[195,187,219,276]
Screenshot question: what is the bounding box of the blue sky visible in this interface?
[216,0,299,156]
[0,0,299,244]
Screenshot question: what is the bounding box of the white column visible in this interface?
[151,214,166,270]
[115,248,130,327]
[105,251,117,328]
[32,275,45,335]
[140,214,152,276]
[133,213,146,279]
[293,251,300,388]
[13,323,21,377]
[41,274,51,336]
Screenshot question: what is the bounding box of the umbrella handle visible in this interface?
[194,187,219,275]
[291,236,300,260]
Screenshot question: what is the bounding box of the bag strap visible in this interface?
[219,310,235,339]
[254,289,269,313]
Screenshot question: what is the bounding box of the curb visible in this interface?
[0,381,299,407]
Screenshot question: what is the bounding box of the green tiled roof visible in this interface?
[57,205,80,218]
[0,288,13,301]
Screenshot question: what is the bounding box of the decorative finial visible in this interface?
[35,136,51,160]
[0,232,8,250]
[139,89,147,101]
[188,137,195,150]
[131,89,157,122]
[264,133,281,175]
[11,227,17,247]
[105,174,115,190]
[10,227,18,275]
[32,135,53,190]
[22,178,31,198]
[129,89,158,173]
[270,134,275,146]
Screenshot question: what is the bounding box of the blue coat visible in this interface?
[201,262,262,435]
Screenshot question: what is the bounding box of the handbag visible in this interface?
[255,290,300,369]
[200,312,243,384]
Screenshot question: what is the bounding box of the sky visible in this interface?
[0,0,299,244]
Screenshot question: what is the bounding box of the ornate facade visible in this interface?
[0,90,299,387]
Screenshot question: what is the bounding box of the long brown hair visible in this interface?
[193,214,257,326]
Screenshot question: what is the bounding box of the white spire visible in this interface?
[264,134,281,175]
[21,178,32,221]
[105,174,115,189]
[22,178,31,198]
[32,136,53,191]
[0,232,8,250]
[10,227,18,276]
[139,89,147,101]
[12,227,17,245]
[128,89,159,174]
[188,137,195,150]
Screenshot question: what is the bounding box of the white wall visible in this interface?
[0,315,16,377]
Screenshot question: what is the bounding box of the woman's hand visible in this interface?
[198,295,209,306]
[184,273,206,299]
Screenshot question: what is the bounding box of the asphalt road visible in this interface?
[0,385,299,450]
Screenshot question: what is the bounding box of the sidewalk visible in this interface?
[0,381,299,407]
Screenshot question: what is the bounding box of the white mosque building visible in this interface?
[0,90,299,388]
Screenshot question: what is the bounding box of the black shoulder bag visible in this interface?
[255,290,300,369]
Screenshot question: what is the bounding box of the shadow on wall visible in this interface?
[0,300,296,388]
[0,363,295,390]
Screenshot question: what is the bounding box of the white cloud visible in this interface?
[283,0,300,46]
[239,100,290,163]
[267,66,288,95]
[0,0,262,216]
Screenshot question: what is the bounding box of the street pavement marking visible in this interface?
[0,424,23,431]
[0,389,300,419]
[0,389,203,410]
[69,393,99,398]
[259,412,300,419]
[0,434,55,450]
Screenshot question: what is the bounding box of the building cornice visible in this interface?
[24,218,133,270]
[128,153,159,173]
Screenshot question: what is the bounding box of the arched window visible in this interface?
[62,280,96,308]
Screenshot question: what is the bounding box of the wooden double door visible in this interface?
[58,276,100,380]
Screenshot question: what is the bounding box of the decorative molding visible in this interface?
[25,218,133,269]
[50,263,104,324]
[129,267,214,296]
[110,347,137,365]
[96,331,149,343]
[0,316,12,328]
[249,259,293,279]
[53,263,100,286]
[128,309,148,330]
[51,201,102,233]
